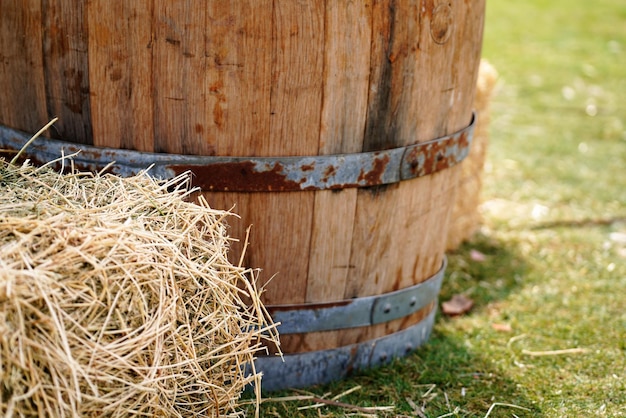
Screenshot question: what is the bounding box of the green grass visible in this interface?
[244,0,626,415]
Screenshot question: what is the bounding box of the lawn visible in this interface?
[247,0,626,416]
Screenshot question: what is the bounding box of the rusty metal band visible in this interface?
[0,114,474,192]
[251,306,437,391]
[268,258,446,335]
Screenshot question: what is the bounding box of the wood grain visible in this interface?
[347,0,484,299]
[87,0,153,151]
[205,1,273,157]
[305,0,372,305]
[152,1,208,155]
[42,0,92,144]
[193,1,274,289]
[0,0,47,134]
[347,0,429,303]
[245,1,324,304]
[202,1,325,305]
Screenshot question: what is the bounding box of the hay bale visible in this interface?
[446,59,499,250]
[0,157,278,417]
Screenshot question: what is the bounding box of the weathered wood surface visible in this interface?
[0,0,47,134]
[0,0,485,353]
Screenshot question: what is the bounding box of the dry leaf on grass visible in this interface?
[491,323,513,332]
[442,295,474,316]
[470,249,487,262]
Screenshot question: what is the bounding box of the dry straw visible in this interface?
[0,153,279,417]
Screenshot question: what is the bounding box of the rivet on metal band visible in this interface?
[267,258,446,334]
[0,113,474,192]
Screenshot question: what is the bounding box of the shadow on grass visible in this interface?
[251,334,537,417]
[442,232,528,307]
[245,233,540,416]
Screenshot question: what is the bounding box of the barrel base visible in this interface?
[252,305,437,392]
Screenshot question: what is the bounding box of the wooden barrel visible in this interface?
[0,0,485,390]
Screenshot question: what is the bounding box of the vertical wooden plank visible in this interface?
[199,1,325,306]
[246,1,325,305]
[344,0,484,326]
[361,0,396,152]
[197,0,273,298]
[239,192,315,306]
[305,0,373,304]
[345,0,424,303]
[42,0,92,144]
[87,0,154,151]
[413,0,459,138]
[205,1,273,157]
[267,1,324,157]
[341,0,486,351]
[447,0,485,130]
[0,0,47,133]
[404,0,485,140]
[152,0,209,155]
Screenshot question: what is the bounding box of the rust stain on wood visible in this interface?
[169,161,302,192]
